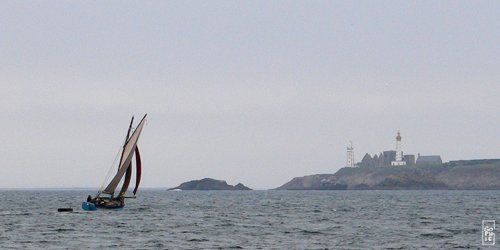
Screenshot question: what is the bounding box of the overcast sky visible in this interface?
[1,1,499,189]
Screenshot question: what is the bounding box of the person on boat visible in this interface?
[87,195,92,202]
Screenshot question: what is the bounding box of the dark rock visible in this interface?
[169,178,252,191]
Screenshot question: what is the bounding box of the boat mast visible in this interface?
[117,116,134,173]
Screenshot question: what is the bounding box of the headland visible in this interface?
[277,159,500,190]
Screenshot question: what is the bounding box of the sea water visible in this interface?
[0,190,498,249]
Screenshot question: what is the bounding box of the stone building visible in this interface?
[416,154,443,166]
[405,154,416,166]
[359,150,397,168]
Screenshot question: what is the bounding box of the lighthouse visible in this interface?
[391,131,406,166]
[346,141,355,167]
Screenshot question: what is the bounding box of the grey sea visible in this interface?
[0,190,498,249]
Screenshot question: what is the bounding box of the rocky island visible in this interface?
[277,159,500,190]
[169,178,252,191]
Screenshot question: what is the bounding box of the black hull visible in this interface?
[93,197,125,209]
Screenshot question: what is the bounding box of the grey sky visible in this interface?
[1,1,499,189]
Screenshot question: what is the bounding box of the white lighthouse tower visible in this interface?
[346,141,355,167]
[391,131,406,166]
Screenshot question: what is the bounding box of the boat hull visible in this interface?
[82,197,125,210]
[94,197,125,209]
[81,202,97,211]
[96,200,124,209]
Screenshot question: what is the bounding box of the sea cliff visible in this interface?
[277,159,500,190]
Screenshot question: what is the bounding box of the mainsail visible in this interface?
[103,114,147,195]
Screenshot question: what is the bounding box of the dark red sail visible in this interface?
[133,146,142,195]
[118,162,132,197]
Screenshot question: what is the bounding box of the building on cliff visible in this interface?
[360,153,375,168]
[416,154,443,166]
[405,154,416,166]
[356,131,441,168]
[359,150,397,168]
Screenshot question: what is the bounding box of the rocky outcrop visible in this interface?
[234,183,252,190]
[169,178,252,191]
[374,172,447,189]
[277,159,500,190]
[276,174,347,190]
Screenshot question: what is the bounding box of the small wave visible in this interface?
[136,206,150,210]
[337,207,355,212]
[0,212,32,216]
[315,218,330,222]
[217,223,235,227]
[301,229,323,235]
[451,243,477,249]
[420,232,452,238]
[187,238,209,242]
[145,241,166,248]
[445,228,479,234]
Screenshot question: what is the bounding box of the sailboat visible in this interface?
[82,114,147,210]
